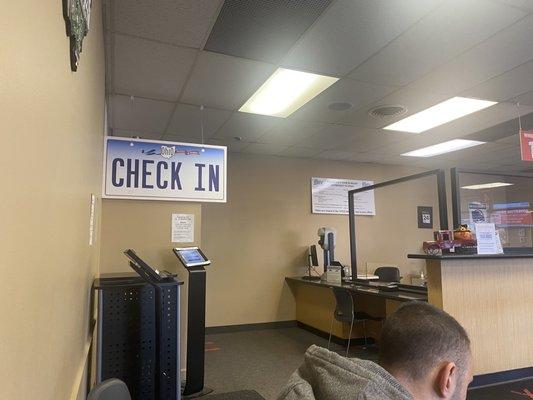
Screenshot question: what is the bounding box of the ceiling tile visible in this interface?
[315,150,355,161]
[337,86,450,128]
[462,60,533,101]
[112,129,162,140]
[300,124,360,149]
[256,119,325,145]
[159,134,209,145]
[214,112,281,140]
[113,34,197,101]
[331,128,403,153]
[408,14,533,96]
[494,0,533,12]
[207,137,250,153]
[349,0,525,86]
[282,0,441,76]
[290,79,397,123]
[166,103,231,138]
[243,143,289,155]
[279,146,322,158]
[511,90,533,106]
[112,0,223,48]
[111,95,174,134]
[180,51,276,110]
[204,0,332,63]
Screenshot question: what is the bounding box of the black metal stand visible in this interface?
[94,274,182,400]
[182,267,210,398]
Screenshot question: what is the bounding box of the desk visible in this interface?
[285,277,427,342]
[409,253,533,376]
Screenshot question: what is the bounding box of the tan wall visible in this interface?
[202,154,440,327]
[99,199,202,374]
[0,1,105,399]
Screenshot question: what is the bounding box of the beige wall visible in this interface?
[0,1,105,400]
[202,154,440,327]
[99,199,202,374]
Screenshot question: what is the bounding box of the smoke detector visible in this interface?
[368,105,407,119]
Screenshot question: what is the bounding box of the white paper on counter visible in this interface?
[475,223,500,254]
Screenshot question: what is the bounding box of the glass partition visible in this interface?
[452,169,533,252]
[348,170,448,282]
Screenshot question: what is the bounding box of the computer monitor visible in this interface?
[173,247,211,268]
[309,245,318,267]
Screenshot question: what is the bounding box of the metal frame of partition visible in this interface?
[451,167,533,253]
[348,169,448,280]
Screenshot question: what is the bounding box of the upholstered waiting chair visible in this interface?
[87,379,131,400]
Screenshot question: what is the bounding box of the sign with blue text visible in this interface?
[103,137,227,202]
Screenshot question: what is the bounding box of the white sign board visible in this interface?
[171,214,194,243]
[311,177,376,215]
[103,137,227,202]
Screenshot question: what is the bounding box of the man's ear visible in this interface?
[435,362,457,398]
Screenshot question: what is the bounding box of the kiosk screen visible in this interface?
[173,247,211,268]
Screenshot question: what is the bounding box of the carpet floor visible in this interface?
[204,326,377,400]
[204,326,531,400]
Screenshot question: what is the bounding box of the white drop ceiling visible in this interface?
[105,0,533,173]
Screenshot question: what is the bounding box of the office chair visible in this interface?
[87,379,131,400]
[374,266,401,283]
[327,287,382,357]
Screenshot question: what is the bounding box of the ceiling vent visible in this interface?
[368,105,407,119]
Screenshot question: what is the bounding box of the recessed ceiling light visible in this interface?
[461,182,514,190]
[384,97,497,133]
[239,68,338,118]
[401,139,485,157]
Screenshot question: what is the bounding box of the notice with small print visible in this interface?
[475,223,502,254]
[171,214,194,243]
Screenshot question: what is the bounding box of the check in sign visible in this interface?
[103,137,227,202]
[520,130,533,162]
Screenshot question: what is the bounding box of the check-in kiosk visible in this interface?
[173,247,211,398]
[94,250,182,400]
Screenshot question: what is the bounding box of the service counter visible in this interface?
[408,253,533,376]
[285,277,426,344]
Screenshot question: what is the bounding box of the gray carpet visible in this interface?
[204,326,378,400]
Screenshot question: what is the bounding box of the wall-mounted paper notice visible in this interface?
[171,214,194,243]
[475,223,503,254]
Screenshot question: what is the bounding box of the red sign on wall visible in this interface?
[520,130,533,162]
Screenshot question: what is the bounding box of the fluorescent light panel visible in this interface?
[402,139,485,157]
[384,97,497,133]
[462,182,514,190]
[239,68,338,118]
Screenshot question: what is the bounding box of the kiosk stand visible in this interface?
[94,250,183,400]
[173,247,212,398]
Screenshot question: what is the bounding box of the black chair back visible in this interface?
[331,287,354,323]
[374,266,401,282]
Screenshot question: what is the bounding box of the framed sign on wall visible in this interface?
[103,137,227,202]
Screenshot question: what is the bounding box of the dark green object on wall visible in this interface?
[62,0,92,71]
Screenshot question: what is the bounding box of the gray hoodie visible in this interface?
[277,345,413,400]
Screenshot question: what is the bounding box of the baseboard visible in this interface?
[296,321,376,347]
[471,366,533,388]
[206,320,297,334]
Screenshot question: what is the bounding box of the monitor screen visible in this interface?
[309,245,319,267]
[173,247,211,268]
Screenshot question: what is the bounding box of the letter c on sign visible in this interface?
[112,158,125,187]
